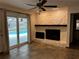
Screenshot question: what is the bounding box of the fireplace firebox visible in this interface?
[36,32,44,39]
[46,29,60,41]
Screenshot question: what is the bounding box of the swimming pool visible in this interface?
[9,31,28,46]
[9,31,27,35]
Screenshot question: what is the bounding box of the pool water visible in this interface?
[9,31,27,35]
[9,31,28,46]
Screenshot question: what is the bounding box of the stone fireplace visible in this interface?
[34,7,69,48]
[35,25,68,48]
[36,29,60,41]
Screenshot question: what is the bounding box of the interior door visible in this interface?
[73,14,79,43]
[70,13,79,48]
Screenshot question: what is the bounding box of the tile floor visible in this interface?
[0,42,79,59]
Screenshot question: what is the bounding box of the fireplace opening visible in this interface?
[46,29,60,41]
[36,32,44,39]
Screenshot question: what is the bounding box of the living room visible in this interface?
[0,0,79,59]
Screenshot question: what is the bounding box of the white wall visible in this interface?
[30,14,36,41]
[69,6,79,13]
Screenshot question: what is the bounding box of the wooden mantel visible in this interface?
[35,24,67,27]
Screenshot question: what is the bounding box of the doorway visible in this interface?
[7,12,30,49]
[70,13,79,49]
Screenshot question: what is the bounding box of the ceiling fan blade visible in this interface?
[44,5,57,8]
[41,0,47,6]
[41,7,46,11]
[24,3,36,6]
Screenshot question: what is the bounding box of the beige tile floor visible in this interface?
[0,42,79,59]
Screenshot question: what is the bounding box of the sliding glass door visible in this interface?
[7,12,30,49]
[7,17,17,47]
[19,18,28,44]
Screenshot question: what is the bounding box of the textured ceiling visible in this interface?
[0,0,79,10]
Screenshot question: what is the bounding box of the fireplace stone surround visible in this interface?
[36,29,60,41]
[35,25,68,48]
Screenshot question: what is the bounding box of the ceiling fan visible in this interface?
[24,0,57,11]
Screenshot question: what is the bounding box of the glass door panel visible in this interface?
[7,12,30,49]
[7,17,17,47]
[19,18,28,44]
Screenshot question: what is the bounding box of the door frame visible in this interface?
[70,13,79,47]
[6,11,31,49]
